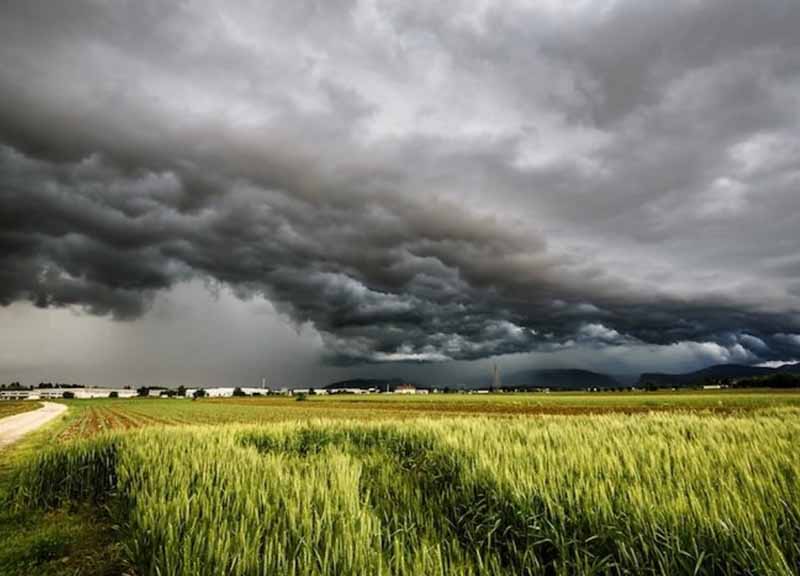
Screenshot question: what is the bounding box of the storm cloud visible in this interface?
[1,0,800,366]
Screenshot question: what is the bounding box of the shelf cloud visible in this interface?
[2,0,800,370]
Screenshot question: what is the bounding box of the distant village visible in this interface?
[0,380,434,401]
[3,361,798,401]
[1,365,506,400]
[0,368,508,400]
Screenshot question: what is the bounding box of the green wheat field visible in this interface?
[1,393,799,575]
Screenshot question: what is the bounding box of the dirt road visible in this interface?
[0,402,68,449]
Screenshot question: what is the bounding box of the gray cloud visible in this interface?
[1,0,800,367]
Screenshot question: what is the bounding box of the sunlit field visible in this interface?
[2,392,800,575]
[48,389,800,439]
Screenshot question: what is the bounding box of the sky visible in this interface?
[1,0,800,388]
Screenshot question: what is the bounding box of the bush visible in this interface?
[61,391,75,400]
[109,391,119,399]
[295,392,307,402]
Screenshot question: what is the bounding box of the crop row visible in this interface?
[58,406,182,440]
[55,390,800,441]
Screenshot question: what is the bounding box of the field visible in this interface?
[2,391,800,575]
[0,401,41,419]
[51,389,800,439]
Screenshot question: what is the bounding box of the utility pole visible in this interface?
[492,363,501,390]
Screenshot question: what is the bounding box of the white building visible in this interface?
[0,388,138,400]
[185,386,280,398]
[186,387,233,398]
[394,384,428,394]
[0,390,32,400]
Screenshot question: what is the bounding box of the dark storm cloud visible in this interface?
[1,0,800,364]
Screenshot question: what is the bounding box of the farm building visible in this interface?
[326,387,372,394]
[0,388,138,400]
[185,387,273,398]
[0,390,32,400]
[394,383,428,394]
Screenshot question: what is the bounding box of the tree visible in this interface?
[137,386,150,397]
[109,391,119,399]
[1,382,26,390]
[733,373,800,389]
[232,387,247,397]
[62,391,75,399]
[177,385,187,397]
[193,388,207,399]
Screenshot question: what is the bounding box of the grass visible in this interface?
[3,392,800,575]
[0,404,125,576]
[0,505,124,576]
[0,400,41,419]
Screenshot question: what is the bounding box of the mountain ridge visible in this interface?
[639,363,800,387]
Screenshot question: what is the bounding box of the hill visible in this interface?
[639,363,800,388]
[499,369,621,391]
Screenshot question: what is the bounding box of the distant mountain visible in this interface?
[639,363,800,387]
[499,369,621,390]
[611,373,641,387]
[322,378,418,392]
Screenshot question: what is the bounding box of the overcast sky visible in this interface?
[1,0,800,388]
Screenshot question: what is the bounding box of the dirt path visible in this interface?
[0,402,68,449]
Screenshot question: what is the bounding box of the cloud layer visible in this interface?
[1,0,800,365]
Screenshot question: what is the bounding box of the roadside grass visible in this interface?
[0,505,124,576]
[0,404,126,576]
